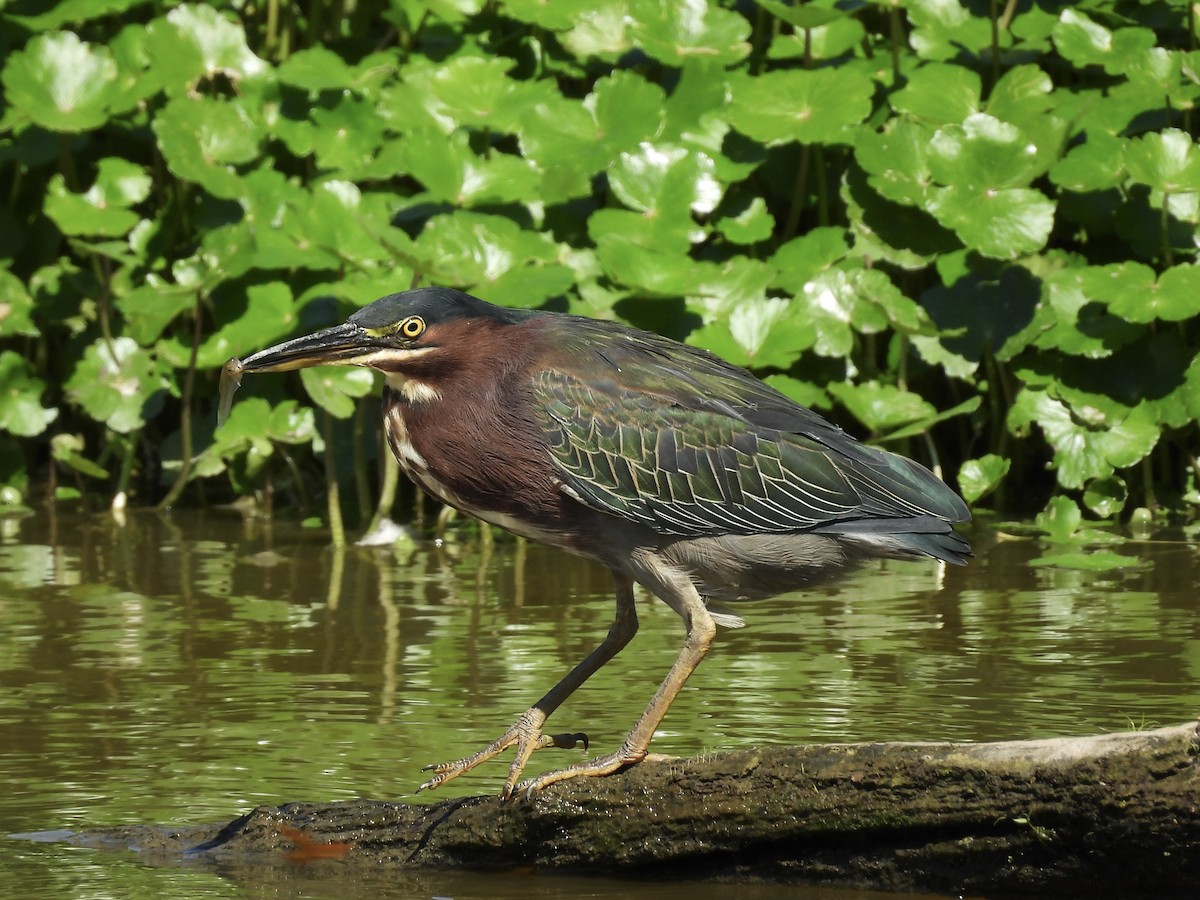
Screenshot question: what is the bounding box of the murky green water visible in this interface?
[1,506,1197,898]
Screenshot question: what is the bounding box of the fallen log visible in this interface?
[27,722,1200,896]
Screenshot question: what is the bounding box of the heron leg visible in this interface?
[418,572,639,798]
[515,556,717,797]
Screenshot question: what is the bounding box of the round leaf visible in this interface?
[728,66,874,145]
[627,0,751,66]
[301,366,375,419]
[0,351,58,437]
[927,185,1055,259]
[1083,475,1127,518]
[1124,128,1200,194]
[1,32,118,132]
[957,454,1010,505]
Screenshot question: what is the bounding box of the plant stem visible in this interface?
[1161,191,1175,266]
[159,294,203,509]
[353,399,370,525]
[323,410,346,547]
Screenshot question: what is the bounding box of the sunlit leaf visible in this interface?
[1053,9,1155,74]
[728,65,874,145]
[927,185,1054,259]
[301,367,376,419]
[144,3,267,93]
[716,196,774,245]
[609,143,721,217]
[627,0,751,66]
[1124,128,1200,194]
[828,381,935,434]
[1,32,118,132]
[1050,133,1125,192]
[50,433,108,480]
[0,352,58,437]
[65,337,170,434]
[0,270,36,338]
[1008,390,1110,489]
[1083,475,1127,518]
[957,454,1010,505]
[891,63,980,125]
[855,119,936,207]
[276,46,358,90]
[1035,495,1082,541]
[153,96,263,198]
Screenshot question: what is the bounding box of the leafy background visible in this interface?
[1,0,1198,542]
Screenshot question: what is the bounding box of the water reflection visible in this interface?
[1,507,1197,898]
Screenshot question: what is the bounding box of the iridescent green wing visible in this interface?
[531,317,968,538]
[535,369,872,536]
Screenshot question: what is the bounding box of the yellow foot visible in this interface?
[417,707,588,798]
[515,745,647,799]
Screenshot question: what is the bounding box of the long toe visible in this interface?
[516,745,647,799]
[417,711,591,795]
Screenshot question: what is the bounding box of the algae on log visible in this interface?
[40,723,1200,896]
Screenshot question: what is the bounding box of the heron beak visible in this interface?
[239,322,368,373]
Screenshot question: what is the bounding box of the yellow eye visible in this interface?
[400,316,425,339]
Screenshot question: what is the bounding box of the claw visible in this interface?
[416,711,592,795]
[516,745,648,799]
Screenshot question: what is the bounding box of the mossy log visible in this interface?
[42,722,1200,896]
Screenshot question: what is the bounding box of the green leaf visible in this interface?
[855,119,936,206]
[728,65,874,145]
[50,433,109,480]
[144,3,267,93]
[300,366,375,419]
[627,0,751,66]
[0,352,58,437]
[153,96,263,198]
[1114,264,1200,323]
[417,211,557,288]
[588,70,669,157]
[1,31,118,131]
[927,114,1045,189]
[771,227,848,293]
[716,196,775,245]
[1008,390,1110,489]
[1052,9,1156,74]
[877,395,981,442]
[1080,262,1200,324]
[275,46,358,90]
[756,0,842,30]
[957,454,1010,505]
[1028,550,1145,571]
[687,295,813,370]
[115,280,196,345]
[1035,495,1082,542]
[65,337,169,433]
[927,186,1054,259]
[1083,475,1127,518]
[44,157,151,237]
[309,95,388,175]
[400,130,539,205]
[609,144,721,218]
[828,381,935,434]
[1124,128,1200,194]
[891,63,980,125]
[1049,133,1125,192]
[0,269,37,337]
[908,0,994,62]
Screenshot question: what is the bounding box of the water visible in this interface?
[1,506,1197,898]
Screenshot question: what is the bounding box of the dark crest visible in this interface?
[349,288,539,331]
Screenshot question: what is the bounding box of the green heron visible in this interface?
[230,287,970,799]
